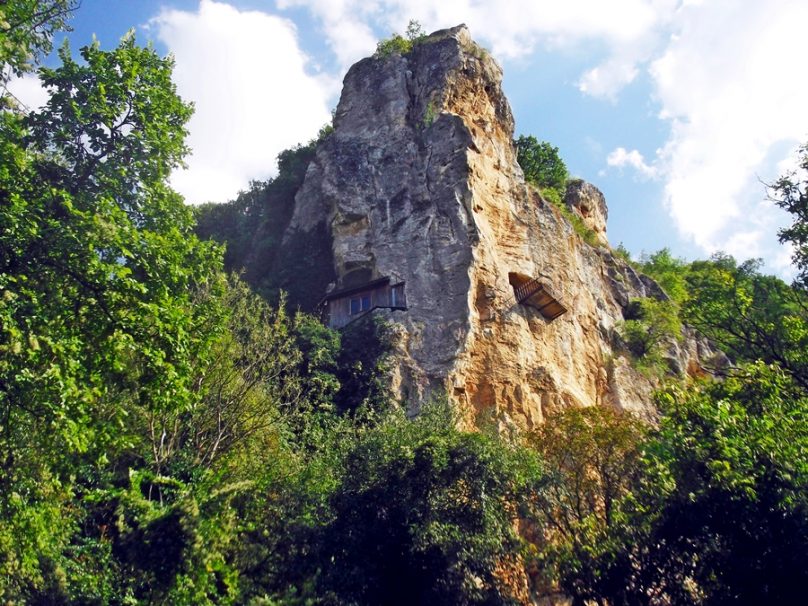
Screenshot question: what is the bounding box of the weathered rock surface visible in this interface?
[282,25,716,425]
[564,179,608,246]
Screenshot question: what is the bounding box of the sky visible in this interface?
[11,0,808,276]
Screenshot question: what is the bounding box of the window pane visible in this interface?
[350,298,360,314]
[361,295,371,310]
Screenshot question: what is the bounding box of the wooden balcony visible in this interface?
[512,276,567,321]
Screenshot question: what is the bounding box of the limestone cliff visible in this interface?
[282,25,715,426]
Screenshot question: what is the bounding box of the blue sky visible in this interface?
[13,0,808,275]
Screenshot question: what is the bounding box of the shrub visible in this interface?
[308,401,543,605]
[638,248,690,306]
[514,135,568,192]
[375,19,426,57]
[619,298,682,377]
[525,406,647,605]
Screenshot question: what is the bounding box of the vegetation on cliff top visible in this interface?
[1,7,807,605]
[374,19,427,57]
[514,135,568,192]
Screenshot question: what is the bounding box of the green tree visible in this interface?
[771,143,808,288]
[526,407,647,605]
[0,35,224,601]
[683,254,808,388]
[632,364,808,605]
[514,135,568,193]
[0,0,76,91]
[144,278,304,480]
[619,297,682,376]
[375,19,427,57]
[1,33,219,451]
[302,402,543,605]
[334,314,394,416]
[404,19,426,43]
[292,311,341,413]
[638,248,689,306]
[530,366,808,606]
[194,132,334,310]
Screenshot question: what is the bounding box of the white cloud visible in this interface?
[5,74,49,111]
[278,0,675,69]
[578,59,639,100]
[137,0,805,276]
[650,0,808,255]
[150,0,331,203]
[607,147,658,179]
[272,0,808,276]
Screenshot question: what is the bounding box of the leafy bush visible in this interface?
[684,254,808,389]
[376,33,412,57]
[635,363,808,604]
[538,364,808,606]
[335,314,395,416]
[619,298,682,376]
[290,401,543,605]
[525,406,647,604]
[422,99,438,128]
[514,135,568,192]
[638,248,690,305]
[375,19,426,57]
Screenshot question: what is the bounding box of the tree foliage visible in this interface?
[638,248,689,306]
[1,34,217,447]
[683,254,808,388]
[524,365,808,606]
[771,143,808,288]
[0,0,77,91]
[526,407,646,605]
[634,364,808,604]
[619,297,682,376]
[265,402,544,606]
[514,135,568,192]
[0,33,227,602]
[375,19,427,57]
[194,131,335,310]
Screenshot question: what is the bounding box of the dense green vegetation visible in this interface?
[514,135,568,193]
[619,297,683,377]
[1,7,807,605]
[0,1,77,90]
[194,128,334,311]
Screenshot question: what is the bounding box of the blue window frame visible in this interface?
[350,293,371,315]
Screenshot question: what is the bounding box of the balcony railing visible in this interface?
[512,277,567,321]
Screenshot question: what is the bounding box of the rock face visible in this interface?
[283,25,714,426]
[564,179,608,246]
